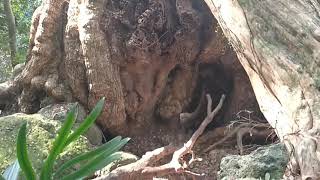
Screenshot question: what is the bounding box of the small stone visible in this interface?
[11,63,25,79]
[85,124,103,145]
[312,28,320,42]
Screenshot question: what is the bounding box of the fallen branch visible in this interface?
[95,94,226,180]
[203,123,273,154]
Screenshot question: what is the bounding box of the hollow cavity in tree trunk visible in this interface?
[0,0,262,136]
[0,0,286,178]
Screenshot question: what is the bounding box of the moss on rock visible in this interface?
[218,143,289,180]
[0,113,93,175]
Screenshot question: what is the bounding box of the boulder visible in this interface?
[0,113,93,175]
[218,144,289,180]
[11,63,25,79]
[38,103,103,145]
[38,103,86,122]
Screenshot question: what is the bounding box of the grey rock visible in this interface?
[312,28,320,42]
[38,103,86,123]
[38,103,103,145]
[218,143,289,180]
[39,96,55,109]
[0,81,9,89]
[11,63,25,79]
[85,123,104,145]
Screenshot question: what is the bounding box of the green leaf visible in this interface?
[61,152,122,180]
[64,98,105,147]
[40,105,77,180]
[16,123,36,180]
[0,176,5,180]
[54,136,123,176]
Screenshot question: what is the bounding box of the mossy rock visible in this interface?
[37,103,103,145]
[37,103,86,123]
[0,113,94,176]
[218,144,289,180]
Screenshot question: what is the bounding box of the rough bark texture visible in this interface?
[4,0,315,178]
[204,0,320,179]
[0,0,261,139]
[3,0,17,66]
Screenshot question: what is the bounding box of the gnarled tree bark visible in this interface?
[204,0,320,179]
[2,0,243,137]
[6,0,316,177]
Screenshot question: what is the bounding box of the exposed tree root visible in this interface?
[179,88,206,130]
[204,122,274,154]
[95,94,225,180]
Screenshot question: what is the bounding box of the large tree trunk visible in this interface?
[3,0,257,136]
[3,0,17,66]
[3,0,318,178]
[204,0,320,179]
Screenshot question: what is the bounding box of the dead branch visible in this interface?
[203,123,273,154]
[95,94,226,180]
[236,127,258,155]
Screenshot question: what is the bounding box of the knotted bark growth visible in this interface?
[3,0,259,137]
[204,0,320,179]
[3,0,315,178]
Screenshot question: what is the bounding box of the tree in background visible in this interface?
[2,0,16,66]
[0,0,40,66]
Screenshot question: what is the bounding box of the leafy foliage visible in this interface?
[2,98,129,180]
[0,53,11,82]
[0,0,41,64]
[16,123,36,180]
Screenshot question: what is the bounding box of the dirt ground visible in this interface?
[121,120,276,180]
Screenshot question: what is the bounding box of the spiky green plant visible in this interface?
[3,98,130,180]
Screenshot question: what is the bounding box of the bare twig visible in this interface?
[203,122,272,154]
[204,123,249,153]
